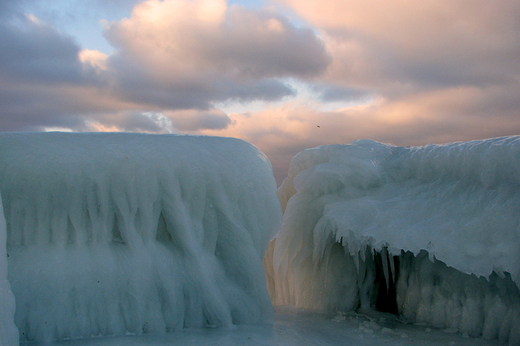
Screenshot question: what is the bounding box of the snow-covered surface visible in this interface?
[275,137,520,285]
[0,132,281,343]
[0,192,18,346]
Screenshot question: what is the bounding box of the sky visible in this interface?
[1,0,519,184]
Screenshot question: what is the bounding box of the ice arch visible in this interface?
[266,137,520,345]
[0,132,281,343]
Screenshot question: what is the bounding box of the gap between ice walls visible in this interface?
[264,136,520,346]
[0,132,282,345]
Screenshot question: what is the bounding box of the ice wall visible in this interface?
[0,132,281,343]
[267,137,520,344]
[0,192,18,346]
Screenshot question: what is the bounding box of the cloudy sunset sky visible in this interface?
[1,0,519,183]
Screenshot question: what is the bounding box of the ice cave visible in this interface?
[1,133,520,345]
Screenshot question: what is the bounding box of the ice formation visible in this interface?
[0,192,18,346]
[0,132,281,343]
[266,136,520,344]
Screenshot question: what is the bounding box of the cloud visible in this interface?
[212,0,520,184]
[0,13,127,131]
[0,0,329,132]
[1,0,519,186]
[105,0,329,79]
[198,83,520,184]
[0,0,28,19]
[0,15,83,84]
[104,55,296,110]
[79,49,108,71]
[102,0,329,107]
[310,84,371,103]
[164,109,232,131]
[81,111,173,133]
[277,0,520,91]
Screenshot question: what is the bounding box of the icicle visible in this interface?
[360,245,367,263]
[353,250,360,273]
[389,250,396,284]
[381,247,390,291]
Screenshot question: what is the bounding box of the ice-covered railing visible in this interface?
[266,137,520,344]
[0,132,281,343]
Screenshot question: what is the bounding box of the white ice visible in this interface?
[268,137,520,344]
[0,132,281,343]
[1,133,518,345]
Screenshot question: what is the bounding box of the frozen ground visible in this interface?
[47,307,499,346]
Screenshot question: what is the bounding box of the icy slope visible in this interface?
[0,132,281,343]
[268,137,520,344]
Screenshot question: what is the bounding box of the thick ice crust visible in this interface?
[275,136,520,285]
[0,132,281,342]
[268,136,520,344]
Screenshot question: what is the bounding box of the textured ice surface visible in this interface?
[0,192,18,346]
[0,132,281,343]
[267,137,520,344]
